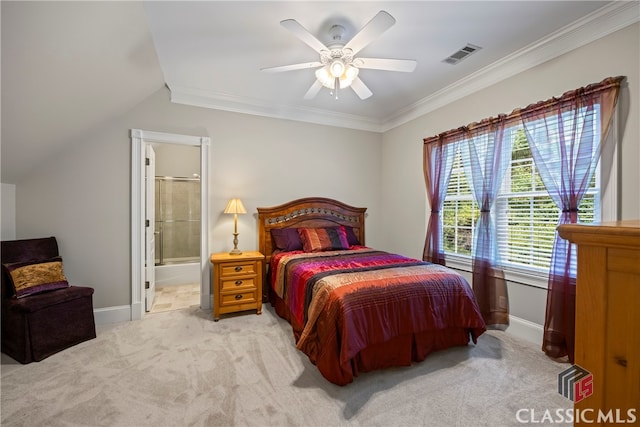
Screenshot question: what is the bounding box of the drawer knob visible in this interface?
[235,280,243,285]
[615,356,627,367]
[234,266,243,272]
[235,294,243,300]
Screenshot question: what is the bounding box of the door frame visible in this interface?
[145,144,156,312]
[130,129,211,320]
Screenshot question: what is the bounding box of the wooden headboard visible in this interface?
[257,197,367,263]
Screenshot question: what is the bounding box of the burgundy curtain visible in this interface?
[422,134,459,265]
[520,77,622,362]
[461,116,513,328]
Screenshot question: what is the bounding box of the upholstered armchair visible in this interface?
[1,237,96,363]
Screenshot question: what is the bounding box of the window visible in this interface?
[443,127,600,278]
[442,150,478,257]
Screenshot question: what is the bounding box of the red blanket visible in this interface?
[270,247,486,384]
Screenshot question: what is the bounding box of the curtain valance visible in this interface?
[423,76,624,146]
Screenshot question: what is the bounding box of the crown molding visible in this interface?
[380,1,639,132]
[169,85,383,132]
[169,1,638,134]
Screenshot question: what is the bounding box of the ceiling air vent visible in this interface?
[443,44,482,65]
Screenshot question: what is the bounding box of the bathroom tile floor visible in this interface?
[150,283,200,314]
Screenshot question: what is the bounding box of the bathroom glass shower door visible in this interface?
[155,177,201,265]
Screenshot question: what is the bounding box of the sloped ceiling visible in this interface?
[2,1,637,184]
[1,1,164,184]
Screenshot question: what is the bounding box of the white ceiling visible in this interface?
[2,1,637,184]
[145,0,627,130]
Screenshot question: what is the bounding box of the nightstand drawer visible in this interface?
[211,251,264,321]
[221,277,256,291]
[220,261,258,277]
[219,290,257,307]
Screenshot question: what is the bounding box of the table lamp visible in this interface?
[224,198,246,255]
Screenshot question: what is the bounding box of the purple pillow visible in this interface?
[344,226,361,246]
[270,228,303,252]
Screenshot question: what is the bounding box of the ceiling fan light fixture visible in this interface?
[315,66,335,89]
[316,63,359,91]
[339,65,359,89]
[329,60,345,78]
[267,11,413,100]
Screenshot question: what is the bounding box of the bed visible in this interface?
[257,197,486,385]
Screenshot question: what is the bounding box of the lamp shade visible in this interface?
[315,64,359,90]
[224,198,246,215]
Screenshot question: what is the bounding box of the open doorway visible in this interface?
[130,129,210,321]
[150,145,201,313]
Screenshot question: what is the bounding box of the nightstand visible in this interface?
[210,251,264,321]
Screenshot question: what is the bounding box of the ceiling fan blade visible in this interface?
[304,80,324,100]
[261,62,323,73]
[344,11,396,55]
[350,77,373,100]
[355,58,417,72]
[280,19,328,54]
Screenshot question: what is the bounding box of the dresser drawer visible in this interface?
[219,290,257,307]
[220,261,258,277]
[221,277,257,291]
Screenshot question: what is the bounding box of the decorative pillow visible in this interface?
[3,257,70,298]
[344,226,361,246]
[298,226,350,253]
[270,228,303,252]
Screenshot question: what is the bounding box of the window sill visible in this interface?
[444,254,550,290]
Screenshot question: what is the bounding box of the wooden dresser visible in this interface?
[210,251,264,321]
[557,220,639,421]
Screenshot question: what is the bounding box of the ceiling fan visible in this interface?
[261,10,417,100]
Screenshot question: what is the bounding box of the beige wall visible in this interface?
[154,144,200,178]
[1,183,16,240]
[17,90,382,309]
[380,23,640,326]
[14,22,639,329]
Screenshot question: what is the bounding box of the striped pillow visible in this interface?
[298,226,350,253]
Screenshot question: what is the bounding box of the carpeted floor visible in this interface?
[1,304,572,426]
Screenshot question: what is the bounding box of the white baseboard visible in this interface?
[94,305,132,325]
[93,300,204,325]
[506,315,543,346]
